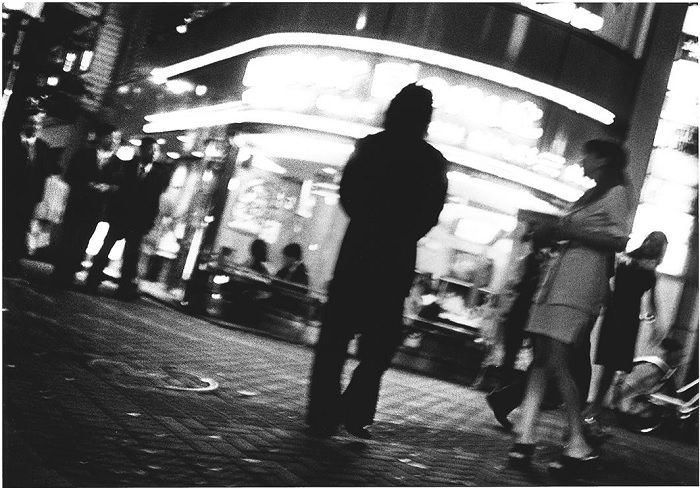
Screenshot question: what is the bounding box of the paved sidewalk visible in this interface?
[2,271,698,486]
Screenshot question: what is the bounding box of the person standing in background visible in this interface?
[2,102,59,276]
[508,140,632,475]
[85,137,172,300]
[582,231,668,437]
[306,84,448,439]
[51,126,122,288]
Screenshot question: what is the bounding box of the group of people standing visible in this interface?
[304,83,668,480]
[3,102,172,300]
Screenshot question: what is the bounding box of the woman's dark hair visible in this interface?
[250,238,268,262]
[282,243,303,260]
[583,139,628,186]
[628,231,668,260]
[383,83,434,138]
[574,139,629,208]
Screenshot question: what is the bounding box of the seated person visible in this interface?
[246,238,271,275]
[275,243,309,288]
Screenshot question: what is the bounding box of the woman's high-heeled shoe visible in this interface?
[508,443,536,469]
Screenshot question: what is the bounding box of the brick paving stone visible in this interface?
[3,269,699,487]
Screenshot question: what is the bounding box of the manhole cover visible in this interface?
[88,359,218,392]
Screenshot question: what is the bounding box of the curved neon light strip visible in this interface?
[150,32,615,125]
[144,105,583,202]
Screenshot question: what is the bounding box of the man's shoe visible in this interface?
[344,423,372,439]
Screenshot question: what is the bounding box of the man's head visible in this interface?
[140,137,161,163]
[282,243,303,267]
[383,83,434,138]
[96,125,122,152]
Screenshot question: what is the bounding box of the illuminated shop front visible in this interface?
[125,32,625,331]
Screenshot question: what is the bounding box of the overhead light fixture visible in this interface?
[191,151,204,158]
[79,50,93,71]
[46,76,59,86]
[150,32,615,125]
[176,24,187,34]
[144,106,586,202]
[129,138,142,146]
[195,84,208,96]
[157,138,166,145]
[62,52,77,72]
[166,151,181,159]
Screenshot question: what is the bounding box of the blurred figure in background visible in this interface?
[275,243,309,288]
[2,100,58,276]
[508,140,631,475]
[51,126,122,287]
[582,231,668,435]
[246,238,270,275]
[85,137,172,300]
[306,84,448,439]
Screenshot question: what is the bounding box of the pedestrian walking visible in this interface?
[51,126,122,287]
[306,84,448,439]
[2,100,59,276]
[582,231,668,436]
[84,137,172,300]
[507,140,632,476]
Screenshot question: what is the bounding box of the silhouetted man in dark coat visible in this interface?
[2,108,59,275]
[306,84,448,438]
[52,127,122,287]
[85,137,172,300]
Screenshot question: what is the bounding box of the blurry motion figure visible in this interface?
[2,101,58,275]
[276,243,309,287]
[52,126,122,287]
[508,140,631,475]
[247,238,270,275]
[306,84,448,439]
[582,231,668,435]
[85,137,172,300]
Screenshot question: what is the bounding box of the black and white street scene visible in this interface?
[2,3,698,487]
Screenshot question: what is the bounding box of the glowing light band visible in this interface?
[144,106,584,202]
[150,32,615,125]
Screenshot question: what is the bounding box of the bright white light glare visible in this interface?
[251,153,287,174]
[195,84,208,96]
[62,52,77,72]
[309,244,319,251]
[202,170,214,182]
[80,50,93,71]
[3,1,26,11]
[211,293,222,300]
[191,151,204,158]
[146,106,585,202]
[86,222,110,255]
[166,151,181,159]
[129,138,142,146]
[166,79,194,95]
[683,4,700,37]
[213,275,230,284]
[116,146,136,161]
[46,76,59,86]
[157,138,166,145]
[117,85,130,94]
[233,133,355,166]
[181,228,204,280]
[149,32,614,124]
[108,239,125,261]
[171,165,187,187]
[355,8,368,30]
[176,24,187,34]
[204,143,223,158]
[322,167,338,174]
[203,215,215,223]
[227,178,240,191]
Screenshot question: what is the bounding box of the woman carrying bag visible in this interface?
[507,140,633,476]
